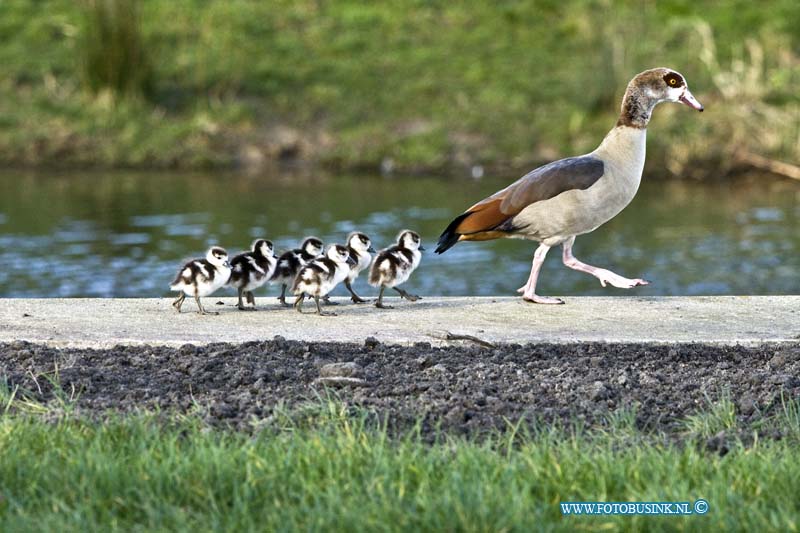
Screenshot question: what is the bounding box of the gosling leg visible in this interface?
[315,295,336,316]
[346,280,368,303]
[172,293,185,313]
[375,286,393,309]
[394,287,421,302]
[195,292,218,315]
[293,293,305,313]
[277,284,290,306]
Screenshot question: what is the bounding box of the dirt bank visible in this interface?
[2,339,798,439]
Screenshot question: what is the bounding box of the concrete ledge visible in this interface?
[0,296,798,348]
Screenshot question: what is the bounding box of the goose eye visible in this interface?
[669,78,677,86]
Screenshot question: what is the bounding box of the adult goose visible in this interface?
[435,68,703,303]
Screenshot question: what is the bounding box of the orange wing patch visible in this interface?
[454,199,511,235]
[459,231,508,242]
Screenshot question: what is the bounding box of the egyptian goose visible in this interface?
[435,68,703,303]
[293,244,357,316]
[369,230,424,309]
[170,246,231,315]
[227,239,277,310]
[344,231,376,303]
[270,236,324,305]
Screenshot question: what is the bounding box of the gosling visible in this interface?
[292,244,356,316]
[170,246,231,315]
[368,230,424,309]
[227,239,277,310]
[270,236,324,305]
[344,231,376,303]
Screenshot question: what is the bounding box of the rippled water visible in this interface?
[0,170,798,298]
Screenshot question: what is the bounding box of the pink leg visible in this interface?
[515,244,564,304]
[561,237,649,289]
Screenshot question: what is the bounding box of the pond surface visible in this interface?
[0,170,798,298]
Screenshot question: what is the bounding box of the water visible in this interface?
[0,170,798,298]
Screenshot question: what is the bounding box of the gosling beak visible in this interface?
[346,255,357,266]
[418,245,426,252]
[367,245,376,253]
[223,261,231,269]
[679,88,704,112]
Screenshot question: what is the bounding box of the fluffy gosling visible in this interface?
[292,244,356,316]
[368,230,424,309]
[227,239,277,310]
[170,246,231,315]
[344,231,375,303]
[270,237,324,305]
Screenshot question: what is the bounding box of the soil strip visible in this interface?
[1,339,798,440]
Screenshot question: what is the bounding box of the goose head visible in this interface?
[618,68,703,128]
[327,244,356,266]
[206,246,230,269]
[398,230,425,252]
[301,237,324,257]
[347,232,375,253]
[252,239,275,259]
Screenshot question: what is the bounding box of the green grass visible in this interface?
[0,0,798,175]
[2,395,800,531]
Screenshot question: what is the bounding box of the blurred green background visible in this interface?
[1,0,798,177]
[1,1,798,299]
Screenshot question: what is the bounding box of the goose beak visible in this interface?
[418,245,426,252]
[346,255,357,266]
[679,88,704,112]
[367,245,376,253]
[223,261,231,269]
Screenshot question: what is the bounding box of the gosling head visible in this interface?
[397,230,425,252]
[327,244,357,266]
[347,232,375,253]
[301,237,324,257]
[206,246,230,269]
[251,239,275,259]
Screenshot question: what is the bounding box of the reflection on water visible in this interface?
[0,170,798,298]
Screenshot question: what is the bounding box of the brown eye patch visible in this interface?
[663,72,684,88]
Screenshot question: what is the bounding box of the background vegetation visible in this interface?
[0,0,797,178]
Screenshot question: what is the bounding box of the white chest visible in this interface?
[592,126,647,202]
[348,250,372,281]
[395,249,421,284]
[195,266,230,296]
[317,263,348,295]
